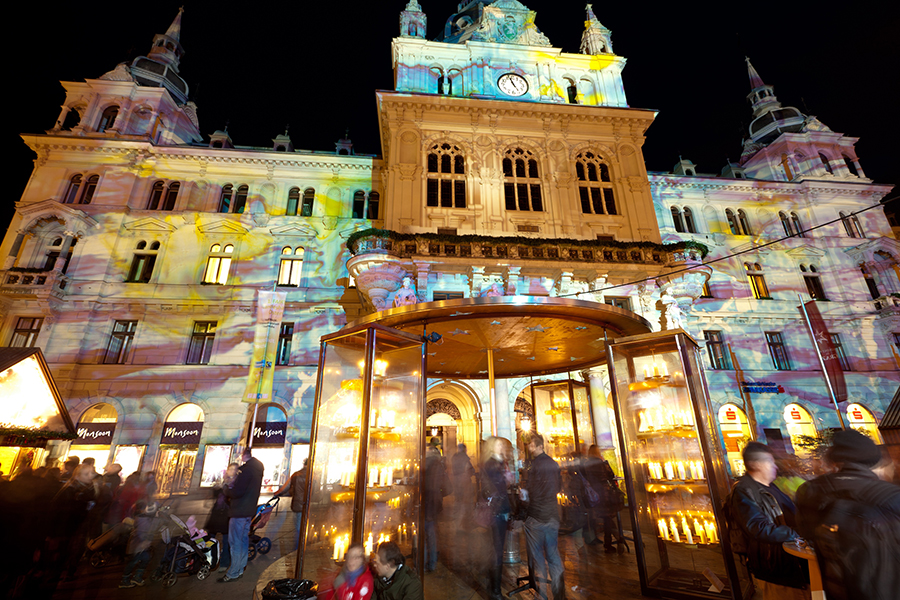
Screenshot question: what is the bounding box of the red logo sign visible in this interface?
[725,408,736,421]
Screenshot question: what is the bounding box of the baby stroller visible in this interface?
[152,508,219,587]
[248,496,279,561]
[86,519,133,568]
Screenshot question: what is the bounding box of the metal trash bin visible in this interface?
[503,525,520,564]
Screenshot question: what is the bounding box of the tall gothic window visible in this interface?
[426,143,466,208]
[745,262,770,299]
[575,152,616,215]
[502,148,543,212]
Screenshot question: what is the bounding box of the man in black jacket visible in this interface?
[796,429,900,600]
[218,447,264,582]
[522,434,564,600]
[729,442,808,599]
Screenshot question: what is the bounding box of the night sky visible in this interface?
[8,1,898,235]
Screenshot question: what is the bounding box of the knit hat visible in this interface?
[826,429,881,467]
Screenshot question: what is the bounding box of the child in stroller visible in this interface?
[248,496,279,560]
[152,508,219,588]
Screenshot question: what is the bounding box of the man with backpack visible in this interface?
[795,429,900,600]
[728,442,809,599]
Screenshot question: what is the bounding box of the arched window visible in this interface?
[62,107,81,130]
[426,143,466,208]
[97,105,119,133]
[218,184,233,213]
[278,247,305,286]
[575,151,616,215]
[725,209,740,235]
[801,264,827,300]
[683,208,696,233]
[367,192,380,219]
[791,212,804,237]
[44,237,77,273]
[671,207,685,233]
[162,182,179,211]
[840,211,864,238]
[860,264,880,299]
[780,153,794,181]
[503,148,543,212]
[126,240,159,283]
[565,79,577,104]
[352,191,366,219]
[842,155,859,176]
[286,187,300,216]
[148,181,165,210]
[64,174,82,204]
[819,153,833,175]
[745,262,770,299]
[202,243,234,284]
[233,185,249,214]
[784,403,816,455]
[737,209,752,235]
[846,403,883,443]
[779,211,796,237]
[301,188,315,216]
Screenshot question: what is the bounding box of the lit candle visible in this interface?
[682,516,694,544]
[333,539,340,560]
[643,365,650,379]
[658,519,669,540]
[670,518,680,543]
[704,520,718,544]
[695,461,704,480]
[677,461,687,480]
[664,462,675,480]
[365,533,373,556]
[369,467,377,487]
[639,411,647,432]
[653,364,660,377]
[694,519,706,544]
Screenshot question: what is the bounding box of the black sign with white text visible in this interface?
[161,421,203,444]
[253,421,287,445]
[76,422,116,445]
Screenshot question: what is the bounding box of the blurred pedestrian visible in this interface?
[450,444,475,523]
[274,458,308,549]
[105,472,144,529]
[423,445,450,572]
[372,541,422,600]
[325,543,373,600]
[59,456,79,482]
[47,464,98,582]
[584,445,617,553]
[796,429,900,600]
[206,462,238,572]
[773,455,807,501]
[218,448,263,583]
[728,442,808,599]
[118,499,161,588]
[141,471,157,498]
[481,437,513,600]
[520,434,564,600]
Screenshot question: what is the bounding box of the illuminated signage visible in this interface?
[161,421,203,444]
[253,421,287,445]
[783,403,811,424]
[740,381,784,394]
[76,422,116,445]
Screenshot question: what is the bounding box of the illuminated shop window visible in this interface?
[860,264,881,299]
[703,331,732,370]
[846,403,883,443]
[842,155,859,176]
[718,404,752,475]
[779,211,805,237]
[426,143,466,208]
[148,181,179,211]
[800,264,827,300]
[104,320,138,364]
[202,243,233,284]
[839,211,864,238]
[744,262,770,299]
[830,334,851,371]
[186,321,217,365]
[97,105,119,133]
[126,240,159,283]
[277,246,304,286]
[575,152,616,215]
[818,153,833,175]
[784,403,817,457]
[503,148,543,212]
[286,187,300,216]
[301,188,315,216]
[765,332,792,370]
[276,323,293,366]
[44,237,76,273]
[9,317,43,347]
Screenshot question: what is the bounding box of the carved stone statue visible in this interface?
[392,276,418,307]
[482,283,505,297]
[661,292,686,331]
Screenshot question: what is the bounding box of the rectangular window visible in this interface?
[505,183,516,210]
[804,275,827,300]
[603,188,617,215]
[604,296,632,311]
[203,256,231,285]
[579,188,591,213]
[278,258,303,286]
[104,320,137,364]
[10,317,43,347]
[426,180,439,207]
[186,321,217,365]
[748,274,770,299]
[352,196,365,219]
[127,254,156,283]
[433,291,464,301]
[276,323,294,366]
[765,332,791,370]
[830,333,851,371]
[703,331,732,370]
[701,281,713,298]
[530,184,543,211]
[440,180,452,207]
[454,180,466,208]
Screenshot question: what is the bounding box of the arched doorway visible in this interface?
[67,402,118,469]
[426,381,482,462]
[158,403,204,496]
[847,403,883,443]
[717,403,752,475]
[783,403,817,457]
[426,398,461,457]
[252,403,289,494]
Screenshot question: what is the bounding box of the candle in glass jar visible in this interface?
[704,520,718,544]
[369,467,378,487]
[695,461,704,480]
[682,516,694,544]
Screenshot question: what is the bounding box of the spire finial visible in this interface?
[745,56,766,90]
[165,7,184,42]
[285,124,290,136]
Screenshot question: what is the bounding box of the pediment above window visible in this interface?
[123,216,176,232]
[784,245,827,259]
[269,224,317,238]
[196,219,249,234]
[20,199,99,234]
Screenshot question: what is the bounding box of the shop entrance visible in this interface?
[783,403,817,457]
[157,403,204,496]
[718,404,752,475]
[251,403,289,494]
[66,403,117,469]
[847,403,883,443]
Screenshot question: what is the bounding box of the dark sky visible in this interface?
[9,1,898,234]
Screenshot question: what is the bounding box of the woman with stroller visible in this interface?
[207,462,239,572]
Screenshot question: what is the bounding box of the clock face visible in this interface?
[497,73,528,97]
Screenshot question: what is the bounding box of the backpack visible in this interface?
[578,473,601,508]
[809,477,900,600]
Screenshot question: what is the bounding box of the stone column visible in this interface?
[506,266,521,296]
[493,378,513,443]
[4,230,26,269]
[414,261,431,302]
[53,232,76,273]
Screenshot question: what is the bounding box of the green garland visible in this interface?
[0,424,77,442]
[347,228,708,258]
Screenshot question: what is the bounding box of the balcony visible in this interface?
[0,268,68,299]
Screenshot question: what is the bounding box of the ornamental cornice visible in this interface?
[648,176,892,197]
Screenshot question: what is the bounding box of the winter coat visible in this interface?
[205,485,231,535]
[326,565,374,600]
[373,564,423,600]
[51,479,97,537]
[482,458,511,516]
[289,468,308,513]
[730,475,807,588]
[224,457,264,518]
[524,452,561,523]
[423,455,449,522]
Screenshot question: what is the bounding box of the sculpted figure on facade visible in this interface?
[393,276,418,307]
[481,283,505,297]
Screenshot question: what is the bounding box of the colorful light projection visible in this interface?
[846,403,883,443]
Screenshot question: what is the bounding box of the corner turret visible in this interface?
[400,1,426,38]
[580,4,613,55]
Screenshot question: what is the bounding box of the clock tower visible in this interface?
[379,1,660,244]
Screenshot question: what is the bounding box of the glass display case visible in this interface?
[608,330,752,600]
[297,323,425,580]
[531,377,595,461]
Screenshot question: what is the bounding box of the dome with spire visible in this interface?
[580,4,613,55]
[744,57,805,146]
[436,0,551,47]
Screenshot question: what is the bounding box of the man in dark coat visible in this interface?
[796,429,900,600]
[372,541,423,600]
[522,434,564,600]
[274,459,308,549]
[729,442,808,600]
[423,445,448,571]
[218,448,264,582]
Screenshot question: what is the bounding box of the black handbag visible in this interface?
[261,578,317,600]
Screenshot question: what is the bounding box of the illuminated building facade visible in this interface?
[1,2,895,490]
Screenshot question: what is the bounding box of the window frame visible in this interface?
[186,321,217,365]
[126,240,160,283]
[745,262,771,299]
[10,317,43,348]
[575,151,616,216]
[426,143,467,209]
[604,296,632,311]
[104,320,138,364]
[286,187,300,216]
[202,243,234,285]
[765,331,792,371]
[800,264,827,300]
[703,330,732,370]
[277,246,305,287]
[830,333,851,371]
[502,148,544,212]
[276,322,294,366]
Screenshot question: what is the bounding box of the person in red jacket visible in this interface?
[325,543,373,600]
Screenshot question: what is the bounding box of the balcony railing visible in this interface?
[1,267,68,296]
